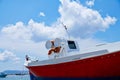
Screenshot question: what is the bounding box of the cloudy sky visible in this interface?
[0,0,120,71]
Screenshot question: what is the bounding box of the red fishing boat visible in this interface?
[25,37,120,80]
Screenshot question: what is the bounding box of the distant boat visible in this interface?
[0,72,7,78]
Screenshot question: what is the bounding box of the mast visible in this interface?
[61,22,70,39]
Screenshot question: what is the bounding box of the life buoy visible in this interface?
[54,47,61,53]
[48,47,61,55]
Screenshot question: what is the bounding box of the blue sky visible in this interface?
[93,0,120,42]
[0,0,120,71]
[0,0,60,26]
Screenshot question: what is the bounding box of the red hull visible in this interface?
[27,51,120,78]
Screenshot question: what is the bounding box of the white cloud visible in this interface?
[0,50,20,62]
[59,0,117,38]
[86,0,95,7]
[1,0,116,42]
[1,22,32,42]
[1,19,66,42]
[39,12,45,17]
[28,19,66,41]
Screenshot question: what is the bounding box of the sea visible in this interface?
[0,75,30,80]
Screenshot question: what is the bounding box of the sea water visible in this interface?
[0,75,30,80]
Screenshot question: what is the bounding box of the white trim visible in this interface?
[27,49,110,67]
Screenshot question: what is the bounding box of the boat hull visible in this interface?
[27,51,120,79]
[0,74,7,78]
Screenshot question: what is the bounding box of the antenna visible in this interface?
[61,22,70,39]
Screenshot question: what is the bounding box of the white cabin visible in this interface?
[45,38,80,59]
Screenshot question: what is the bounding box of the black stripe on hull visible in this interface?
[30,74,120,80]
[37,77,120,80]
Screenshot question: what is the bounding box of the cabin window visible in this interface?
[68,41,77,49]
